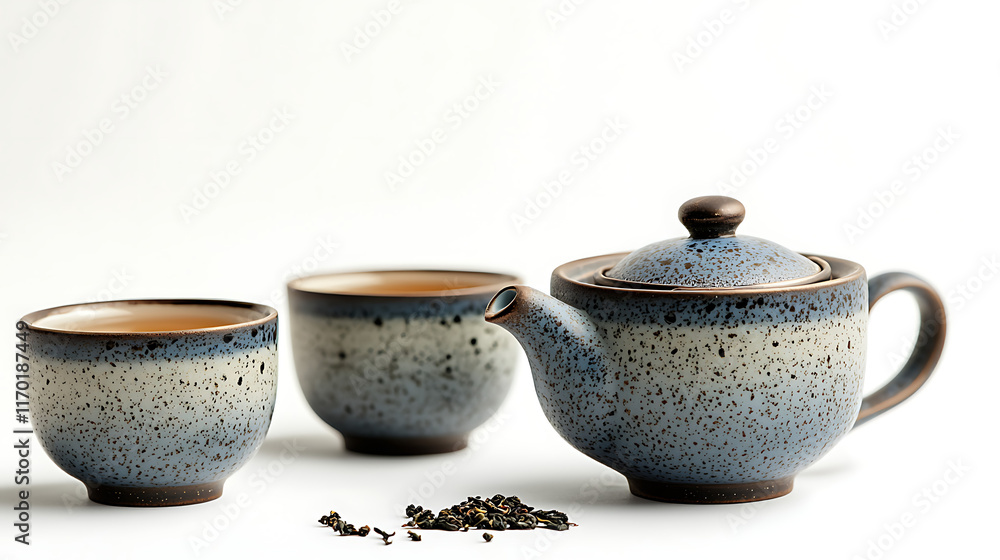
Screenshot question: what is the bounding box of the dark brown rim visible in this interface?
[287,269,521,299]
[556,253,864,296]
[593,256,832,291]
[21,299,278,337]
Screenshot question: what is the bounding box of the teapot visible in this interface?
[485,196,945,503]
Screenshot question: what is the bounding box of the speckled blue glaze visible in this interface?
[487,254,869,502]
[24,300,278,506]
[606,235,820,288]
[288,271,520,455]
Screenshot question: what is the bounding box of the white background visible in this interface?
[2,1,997,559]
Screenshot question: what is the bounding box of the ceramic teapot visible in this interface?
[485,196,945,504]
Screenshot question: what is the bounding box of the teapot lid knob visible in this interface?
[678,196,745,239]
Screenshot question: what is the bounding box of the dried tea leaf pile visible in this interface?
[318,510,370,537]
[315,495,575,546]
[404,494,575,532]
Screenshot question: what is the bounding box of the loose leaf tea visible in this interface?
[403,494,576,532]
[317,511,370,537]
[374,527,395,545]
[315,495,573,546]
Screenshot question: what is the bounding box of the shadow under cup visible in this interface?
[22,299,278,507]
[288,270,521,455]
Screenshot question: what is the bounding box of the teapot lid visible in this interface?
[597,196,830,290]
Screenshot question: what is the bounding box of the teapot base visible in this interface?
[627,476,794,504]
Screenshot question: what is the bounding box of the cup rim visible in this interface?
[21,298,278,337]
[287,269,522,299]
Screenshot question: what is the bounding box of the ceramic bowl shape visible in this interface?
[288,270,520,455]
[23,300,278,507]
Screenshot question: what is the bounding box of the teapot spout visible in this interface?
[485,285,615,462]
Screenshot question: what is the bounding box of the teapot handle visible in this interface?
[854,272,946,427]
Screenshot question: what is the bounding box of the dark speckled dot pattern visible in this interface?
[289,291,517,453]
[489,254,869,502]
[27,317,278,506]
[607,235,820,288]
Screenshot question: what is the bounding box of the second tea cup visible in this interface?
[288,270,520,455]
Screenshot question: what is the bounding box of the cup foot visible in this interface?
[343,434,468,455]
[626,476,794,504]
[86,481,225,507]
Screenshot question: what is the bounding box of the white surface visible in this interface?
[1,1,997,559]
